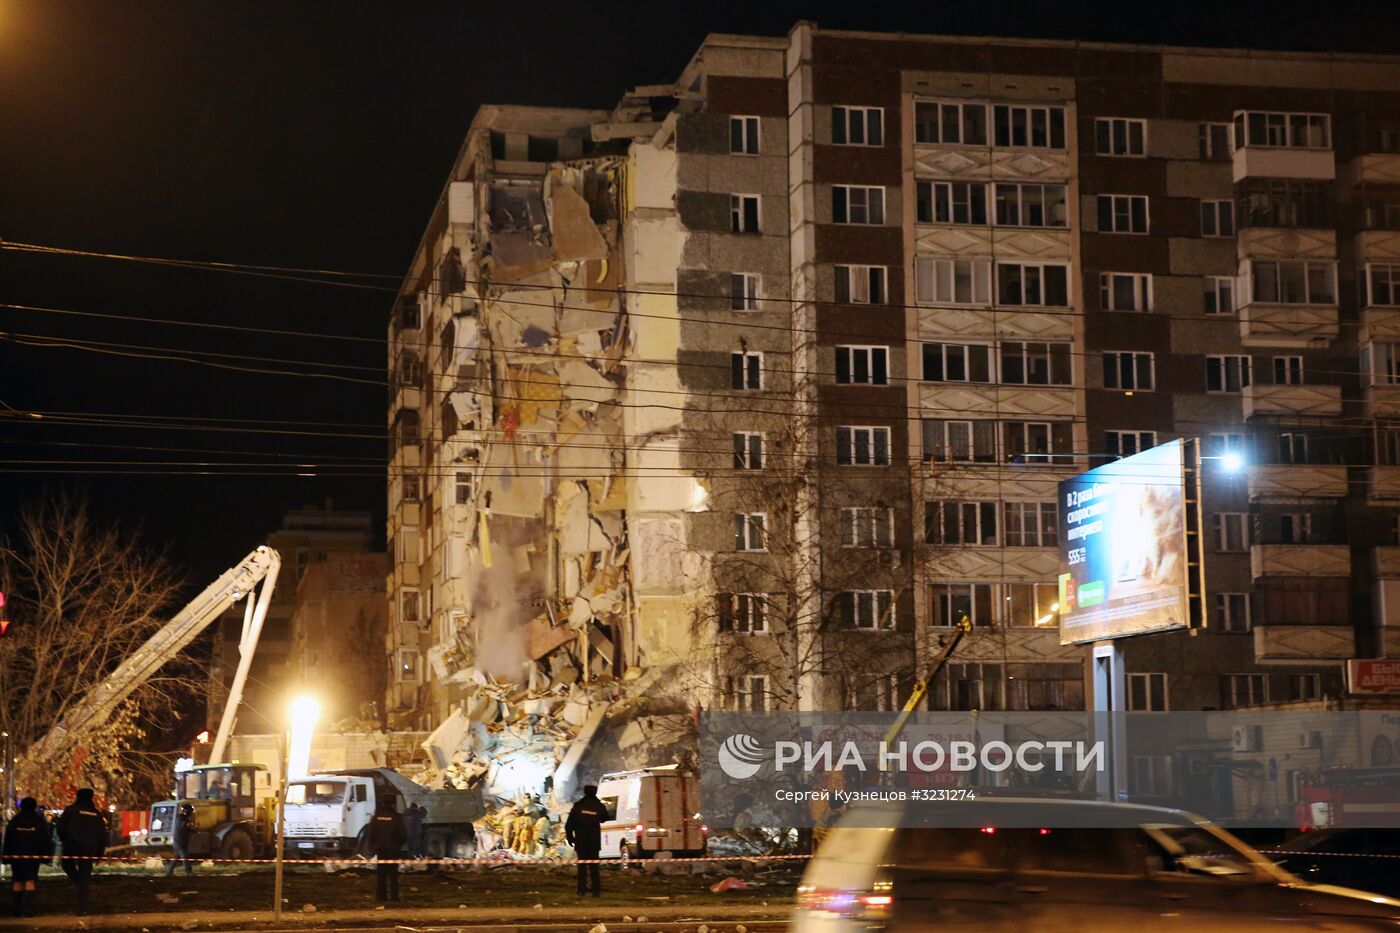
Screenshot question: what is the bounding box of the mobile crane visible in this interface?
[23,547,281,855]
[883,615,973,750]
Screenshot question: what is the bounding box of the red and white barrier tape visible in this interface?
[1,852,813,865]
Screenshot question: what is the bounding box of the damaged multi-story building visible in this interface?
[388,24,1400,736]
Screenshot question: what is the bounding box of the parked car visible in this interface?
[794,798,1400,932]
[1269,829,1400,898]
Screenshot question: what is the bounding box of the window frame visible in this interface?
[835,264,888,305]
[731,593,769,634]
[917,180,989,225]
[833,185,887,225]
[1204,276,1235,315]
[732,431,764,470]
[1127,672,1169,712]
[734,512,768,552]
[1206,354,1253,394]
[730,194,761,233]
[916,256,994,306]
[730,272,762,311]
[832,105,885,147]
[1201,199,1235,237]
[453,471,473,506]
[1367,264,1400,308]
[836,425,893,466]
[1106,430,1158,459]
[1233,110,1332,150]
[993,182,1069,228]
[996,261,1071,307]
[729,115,760,156]
[1215,592,1252,633]
[1097,194,1150,234]
[846,589,897,630]
[1003,501,1059,548]
[1247,259,1337,306]
[999,340,1073,386]
[840,506,895,549]
[1103,350,1156,391]
[1099,272,1154,312]
[925,500,1000,547]
[992,104,1067,149]
[835,345,890,385]
[1212,512,1250,552]
[1095,117,1147,157]
[914,100,988,146]
[922,340,995,384]
[1223,673,1269,708]
[731,351,763,390]
[1273,355,1304,386]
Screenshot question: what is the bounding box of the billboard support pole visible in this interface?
[1092,642,1126,801]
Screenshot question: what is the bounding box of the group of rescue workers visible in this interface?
[1,788,108,917]
[0,784,614,915]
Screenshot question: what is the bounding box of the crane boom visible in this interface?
[882,615,973,750]
[24,546,281,774]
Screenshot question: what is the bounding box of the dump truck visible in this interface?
[282,768,485,859]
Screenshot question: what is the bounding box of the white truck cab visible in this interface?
[283,768,481,859]
[595,766,707,859]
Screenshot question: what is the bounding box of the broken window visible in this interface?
[735,513,767,552]
[394,294,421,333]
[401,475,420,503]
[733,432,764,470]
[730,116,760,155]
[489,185,548,233]
[454,471,473,505]
[730,273,761,311]
[400,589,421,624]
[397,649,420,682]
[731,352,762,390]
[731,195,760,233]
[397,351,422,388]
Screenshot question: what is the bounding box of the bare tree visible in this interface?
[0,495,194,805]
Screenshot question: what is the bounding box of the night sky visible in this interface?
[4,0,1400,588]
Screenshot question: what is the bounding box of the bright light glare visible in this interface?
[1221,451,1245,472]
[287,695,321,781]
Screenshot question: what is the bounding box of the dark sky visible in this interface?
[3,0,1400,587]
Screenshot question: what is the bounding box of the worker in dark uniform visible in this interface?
[565,784,609,896]
[367,795,407,903]
[166,804,195,876]
[56,787,107,916]
[404,802,426,859]
[3,798,54,917]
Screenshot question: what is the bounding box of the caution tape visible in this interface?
[1,852,814,865]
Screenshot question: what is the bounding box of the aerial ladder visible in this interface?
[23,546,281,778]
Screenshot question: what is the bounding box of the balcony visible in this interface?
[1373,546,1400,578]
[1348,153,1400,187]
[1253,625,1355,662]
[1250,544,1349,580]
[1361,306,1400,344]
[1365,385,1400,419]
[1246,464,1347,502]
[917,384,1076,419]
[1242,383,1341,419]
[1238,301,1339,348]
[1369,467,1400,504]
[1232,147,1335,183]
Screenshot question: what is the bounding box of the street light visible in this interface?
[274,695,319,921]
[1221,451,1245,473]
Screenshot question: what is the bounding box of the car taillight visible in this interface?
[701,824,709,834]
[980,826,996,834]
[798,884,892,918]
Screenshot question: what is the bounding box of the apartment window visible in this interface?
[835,345,890,385]
[1095,117,1147,156]
[840,507,894,548]
[730,116,759,155]
[1213,512,1249,552]
[1360,196,1400,232]
[1106,430,1156,459]
[847,672,905,712]
[843,590,895,630]
[454,471,473,505]
[917,180,988,225]
[993,182,1068,228]
[730,194,760,233]
[1367,343,1400,386]
[1100,273,1153,311]
[836,426,891,466]
[832,105,884,146]
[1222,673,1269,709]
[1280,513,1312,544]
[1003,502,1058,547]
[734,512,767,552]
[1249,260,1336,305]
[1368,264,1400,307]
[1237,178,1331,229]
[1201,200,1235,237]
[401,475,421,503]
[393,409,421,451]
[1291,674,1321,702]
[397,350,422,388]
[914,100,987,145]
[395,294,421,332]
[1207,433,1246,457]
[835,264,887,304]
[1000,341,1072,386]
[1130,756,1173,796]
[731,352,762,390]
[732,432,764,470]
[923,341,993,383]
[925,501,999,546]
[1204,276,1235,314]
[1097,194,1150,234]
[1199,122,1231,160]
[1206,355,1252,393]
[833,185,885,225]
[1215,593,1251,632]
[929,583,993,628]
[397,649,420,682]
[728,674,769,711]
[1004,421,1073,465]
[1233,111,1332,149]
[1277,431,1308,464]
[730,594,769,634]
[916,257,993,306]
[1273,355,1304,385]
[922,419,998,463]
[1103,351,1155,391]
[400,588,421,624]
[997,262,1070,307]
[992,104,1066,149]
[1127,672,1168,712]
[730,273,761,311]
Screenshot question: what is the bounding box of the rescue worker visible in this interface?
[166,804,195,876]
[367,795,407,903]
[56,787,107,916]
[403,802,425,859]
[564,784,609,896]
[3,798,54,917]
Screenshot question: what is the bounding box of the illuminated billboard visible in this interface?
[1058,439,1199,645]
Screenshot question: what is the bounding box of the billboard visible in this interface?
[1058,440,1196,645]
[1348,659,1400,695]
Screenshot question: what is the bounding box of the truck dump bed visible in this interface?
[332,768,485,826]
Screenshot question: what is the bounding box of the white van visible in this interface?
[594,766,707,858]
